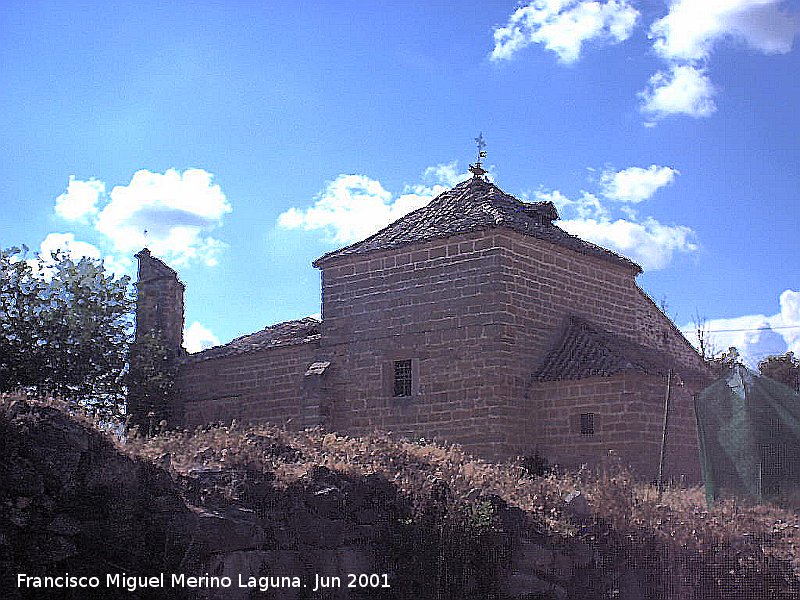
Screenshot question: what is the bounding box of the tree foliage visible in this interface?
[124,329,177,435]
[759,352,800,391]
[0,245,132,420]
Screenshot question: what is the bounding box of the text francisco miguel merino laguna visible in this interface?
[17,572,392,593]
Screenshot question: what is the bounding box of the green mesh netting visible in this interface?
[696,365,800,504]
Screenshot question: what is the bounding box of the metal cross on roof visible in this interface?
[469,132,488,179]
[475,132,486,157]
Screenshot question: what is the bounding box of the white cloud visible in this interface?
[650,0,800,63]
[54,176,105,221]
[54,168,231,268]
[601,165,679,202]
[184,321,220,353]
[558,216,697,270]
[278,163,468,245]
[278,175,397,245]
[33,233,133,278]
[421,161,469,188]
[639,65,717,119]
[535,166,696,270]
[640,1,799,121]
[680,289,800,367]
[535,189,608,220]
[38,232,101,262]
[286,161,695,271]
[778,289,800,355]
[491,0,639,63]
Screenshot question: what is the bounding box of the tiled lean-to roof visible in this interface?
[534,316,699,382]
[182,317,321,363]
[313,176,640,272]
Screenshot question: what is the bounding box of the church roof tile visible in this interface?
[313,177,640,272]
[534,316,703,381]
[182,317,320,363]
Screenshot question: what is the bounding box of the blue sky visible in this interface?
[1,0,799,366]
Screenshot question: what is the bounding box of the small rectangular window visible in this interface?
[393,359,413,397]
[580,413,594,435]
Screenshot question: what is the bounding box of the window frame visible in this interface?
[393,359,413,398]
[386,357,419,399]
[579,412,595,436]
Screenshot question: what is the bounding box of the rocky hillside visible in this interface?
[2,395,800,599]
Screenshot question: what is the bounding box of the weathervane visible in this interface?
[469,132,488,180]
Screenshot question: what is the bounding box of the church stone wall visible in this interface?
[134,249,185,353]
[521,373,700,482]
[174,341,322,430]
[318,230,520,458]
[489,230,707,466]
[494,230,704,372]
[164,226,706,476]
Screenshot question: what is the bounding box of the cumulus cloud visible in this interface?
[639,65,717,119]
[534,163,695,270]
[778,289,800,355]
[284,160,694,271]
[490,0,639,63]
[421,161,468,188]
[681,289,800,367]
[54,177,105,221]
[650,0,800,62]
[278,163,469,245]
[601,165,679,202]
[535,189,608,220]
[54,168,231,268]
[640,0,799,120]
[558,216,697,270]
[184,321,220,353]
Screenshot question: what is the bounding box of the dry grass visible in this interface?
[125,419,800,582]
[126,422,575,532]
[6,392,800,593]
[590,466,800,576]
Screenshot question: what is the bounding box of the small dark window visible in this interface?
[580,413,594,435]
[393,360,413,397]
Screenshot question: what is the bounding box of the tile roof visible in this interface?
[182,317,321,363]
[534,316,690,381]
[313,176,640,272]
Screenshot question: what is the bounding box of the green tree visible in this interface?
[0,245,132,420]
[124,329,177,435]
[759,352,800,391]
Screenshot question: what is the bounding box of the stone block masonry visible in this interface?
[176,341,323,430]
[319,231,521,458]
[524,373,700,482]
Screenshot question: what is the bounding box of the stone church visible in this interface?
[133,164,711,480]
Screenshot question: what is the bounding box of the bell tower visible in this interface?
[134,248,185,353]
